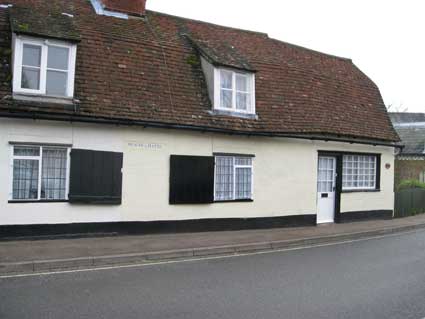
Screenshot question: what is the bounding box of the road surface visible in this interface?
[1,229,425,319]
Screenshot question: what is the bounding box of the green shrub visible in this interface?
[398,179,425,191]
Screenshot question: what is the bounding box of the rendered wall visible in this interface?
[0,118,395,225]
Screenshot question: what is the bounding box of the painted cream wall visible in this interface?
[0,118,394,225]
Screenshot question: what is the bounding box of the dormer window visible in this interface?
[218,69,254,113]
[207,67,255,116]
[13,35,77,98]
[188,36,256,117]
[199,55,256,117]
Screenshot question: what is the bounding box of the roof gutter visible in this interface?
[0,111,403,149]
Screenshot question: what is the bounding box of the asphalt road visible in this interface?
[2,230,425,319]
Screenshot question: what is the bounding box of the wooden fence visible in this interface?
[394,188,425,218]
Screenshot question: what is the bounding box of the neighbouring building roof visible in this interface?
[390,113,425,155]
[394,127,425,155]
[389,112,425,125]
[0,0,399,144]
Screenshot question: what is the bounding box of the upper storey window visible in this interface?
[215,69,255,115]
[13,35,77,98]
[194,35,257,117]
[218,70,254,113]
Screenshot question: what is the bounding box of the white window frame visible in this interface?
[9,144,71,201]
[214,155,254,201]
[12,34,77,98]
[342,155,377,191]
[214,68,256,115]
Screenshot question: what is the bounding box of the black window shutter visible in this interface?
[69,149,123,204]
[169,155,214,204]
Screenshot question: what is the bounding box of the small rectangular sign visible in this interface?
[127,142,163,150]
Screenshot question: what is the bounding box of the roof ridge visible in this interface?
[147,10,352,62]
[268,37,351,62]
[390,112,425,115]
[146,10,269,37]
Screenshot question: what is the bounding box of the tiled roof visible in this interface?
[186,36,256,72]
[9,6,80,41]
[0,0,399,143]
[102,0,146,16]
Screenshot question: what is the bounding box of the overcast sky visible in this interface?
[148,0,424,113]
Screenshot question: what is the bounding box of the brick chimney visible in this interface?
[102,0,146,16]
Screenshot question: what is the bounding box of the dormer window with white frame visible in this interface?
[12,35,77,98]
[201,56,256,116]
[214,68,255,115]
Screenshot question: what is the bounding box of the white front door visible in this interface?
[317,156,337,224]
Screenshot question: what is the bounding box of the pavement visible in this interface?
[2,214,425,275]
[2,228,425,319]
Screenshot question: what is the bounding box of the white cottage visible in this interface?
[0,0,399,237]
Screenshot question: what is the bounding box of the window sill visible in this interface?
[8,200,69,204]
[13,93,77,105]
[209,109,258,120]
[214,199,254,203]
[342,189,381,193]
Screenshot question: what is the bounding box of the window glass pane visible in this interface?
[47,46,69,70]
[12,159,39,200]
[215,156,234,201]
[236,74,248,91]
[317,157,335,192]
[235,157,252,166]
[236,92,248,110]
[46,70,68,96]
[220,71,232,89]
[14,146,40,156]
[41,148,67,200]
[220,89,232,109]
[215,156,253,201]
[342,155,376,189]
[21,67,40,90]
[235,167,252,199]
[318,170,326,181]
[22,44,41,67]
